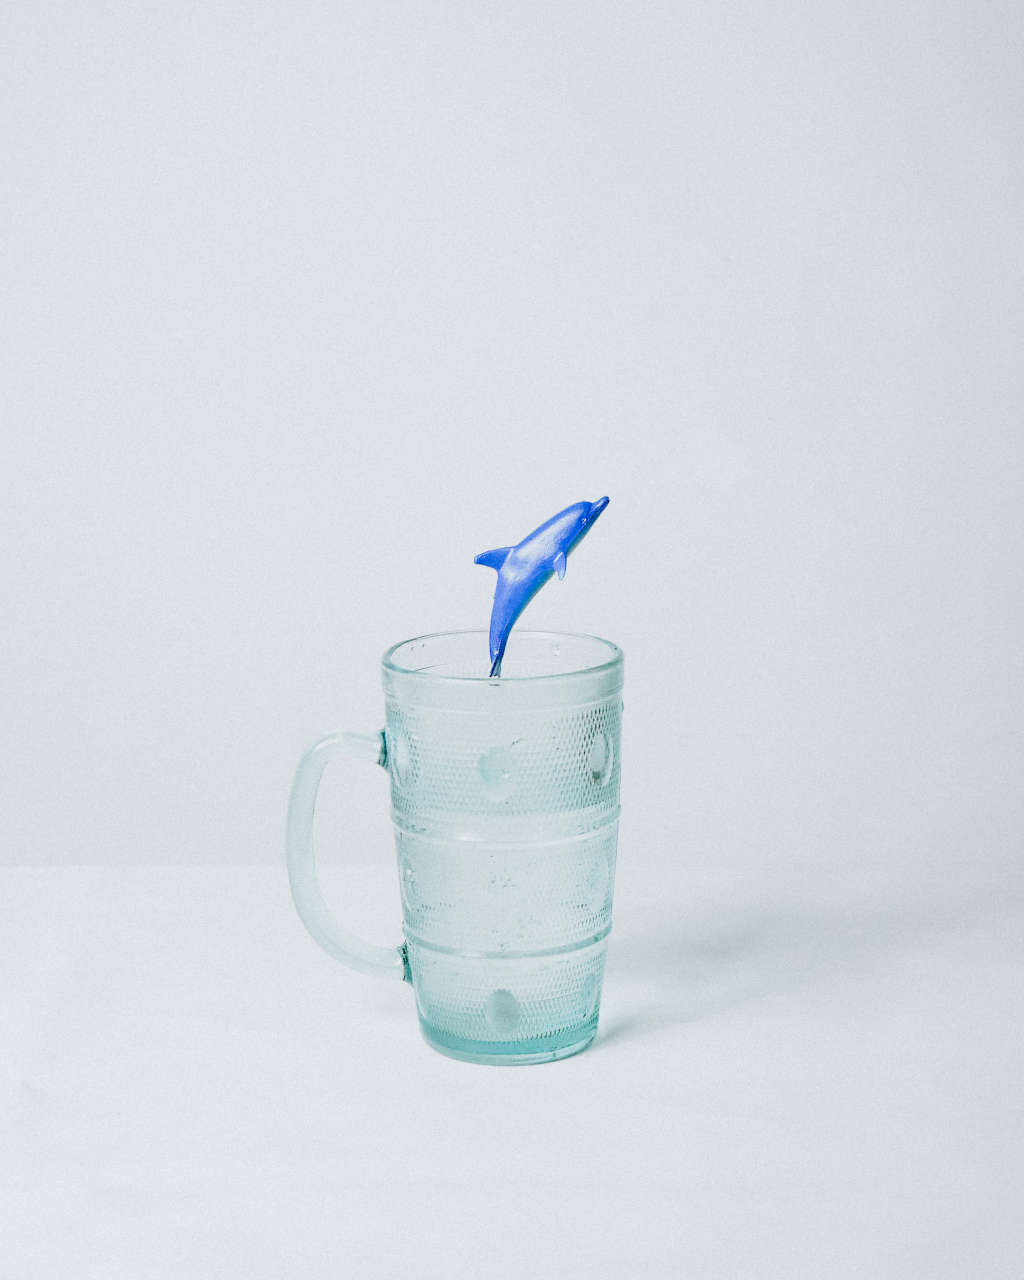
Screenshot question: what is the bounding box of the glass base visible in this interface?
[419,1018,598,1066]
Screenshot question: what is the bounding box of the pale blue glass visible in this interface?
[287,630,624,1065]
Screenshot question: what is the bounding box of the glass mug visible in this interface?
[286,630,623,1065]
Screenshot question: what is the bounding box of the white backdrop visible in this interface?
[4,0,1022,883]
[3,3,1023,1276]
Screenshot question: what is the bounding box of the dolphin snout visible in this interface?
[591,496,610,516]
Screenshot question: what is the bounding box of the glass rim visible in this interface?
[381,629,623,684]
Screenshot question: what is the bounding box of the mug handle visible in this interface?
[286,730,408,980]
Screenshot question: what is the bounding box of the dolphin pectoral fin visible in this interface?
[553,551,567,580]
[474,546,512,571]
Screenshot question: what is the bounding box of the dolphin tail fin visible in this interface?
[474,546,512,571]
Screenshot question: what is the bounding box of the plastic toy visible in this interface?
[475,496,610,676]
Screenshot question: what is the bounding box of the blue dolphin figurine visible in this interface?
[475,496,610,676]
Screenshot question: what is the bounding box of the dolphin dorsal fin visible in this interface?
[474,546,512,571]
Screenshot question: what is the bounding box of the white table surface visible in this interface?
[5,862,1022,1278]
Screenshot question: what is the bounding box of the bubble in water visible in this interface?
[389,731,411,784]
[401,861,418,906]
[478,746,516,801]
[585,854,610,914]
[485,988,521,1034]
[588,732,613,785]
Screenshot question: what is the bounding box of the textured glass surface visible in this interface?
[383,631,623,1064]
